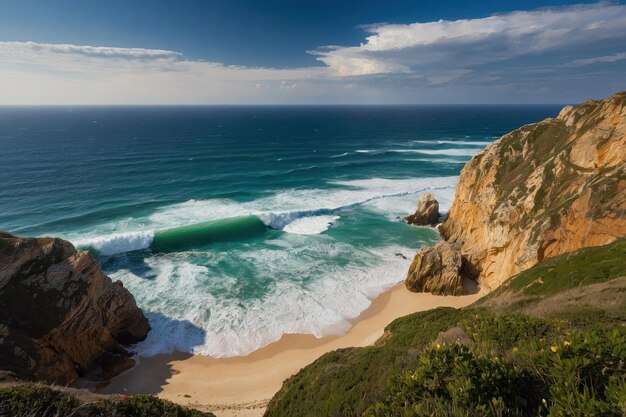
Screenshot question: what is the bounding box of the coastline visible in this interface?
[102,282,484,416]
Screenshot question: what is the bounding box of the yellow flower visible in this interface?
[563,341,571,347]
[550,345,559,353]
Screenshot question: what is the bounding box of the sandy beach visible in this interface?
[102,283,483,416]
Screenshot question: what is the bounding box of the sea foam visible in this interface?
[391,148,480,156]
[74,231,154,256]
[115,243,419,358]
[412,139,492,146]
[282,215,340,235]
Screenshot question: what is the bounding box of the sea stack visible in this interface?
[0,232,151,384]
[406,192,440,226]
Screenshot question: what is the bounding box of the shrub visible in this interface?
[364,344,535,417]
[0,384,78,417]
[366,327,626,417]
[542,330,626,417]
[460,313,556,351]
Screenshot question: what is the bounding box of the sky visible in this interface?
[1,0,625,104]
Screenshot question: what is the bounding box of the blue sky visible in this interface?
[1,0,625,104]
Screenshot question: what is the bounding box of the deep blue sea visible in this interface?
[0,105,560,357]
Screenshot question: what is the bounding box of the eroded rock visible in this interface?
[0,232,150,384]
[405,241,464,296]
[405,193,440,226]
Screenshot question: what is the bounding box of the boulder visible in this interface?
[405,193,440,226]
[0,232,150,384]
[405,241,464,296]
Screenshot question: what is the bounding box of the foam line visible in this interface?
[412,140,492,146]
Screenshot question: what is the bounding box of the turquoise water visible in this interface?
[0,105,560,356]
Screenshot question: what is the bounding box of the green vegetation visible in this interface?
[0,384,215,417]
[484,239,626,300]
[265,240,626,417]
[266,308,466,417]
[365,329,625,417]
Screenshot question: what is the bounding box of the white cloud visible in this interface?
[309,47,408,76]
[7,41,182,60]
[0,40,330,104]
[568,51,626,67]
[315,3,626,77]
[0,3,625,104]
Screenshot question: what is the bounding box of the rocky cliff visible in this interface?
[0,232,150,384]
[439,92,626,290]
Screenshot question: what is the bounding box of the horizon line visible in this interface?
[0,102,570,107]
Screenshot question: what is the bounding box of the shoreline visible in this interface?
[102,282,484,416]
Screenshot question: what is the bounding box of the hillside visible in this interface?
[265,240,626,416]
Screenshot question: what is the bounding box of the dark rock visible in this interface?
[405,193,439,226]
[0,232,150,384]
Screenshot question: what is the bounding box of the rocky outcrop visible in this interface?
[438,92,626,290]
[405,193,440,226]
[0,232,150,384]
[405,241,464,295]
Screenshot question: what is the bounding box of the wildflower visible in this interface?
[550,345,559,353]
[563,341,571,347]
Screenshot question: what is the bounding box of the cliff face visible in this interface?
[0,232,150,384]
[439,92,626,290]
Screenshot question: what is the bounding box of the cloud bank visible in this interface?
[1,2,625,104]
[315,2,626,79]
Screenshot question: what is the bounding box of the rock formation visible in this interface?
[438,92,626,290]
[405,193,440,226]
[405,241,464,295]
[0,232,150,384]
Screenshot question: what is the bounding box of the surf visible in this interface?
[75,216,268,255]
[73,177,458,256]
[152,215,268,252]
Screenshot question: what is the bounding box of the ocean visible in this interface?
[0,105,560,357]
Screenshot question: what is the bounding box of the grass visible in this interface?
[490,239,626,298]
